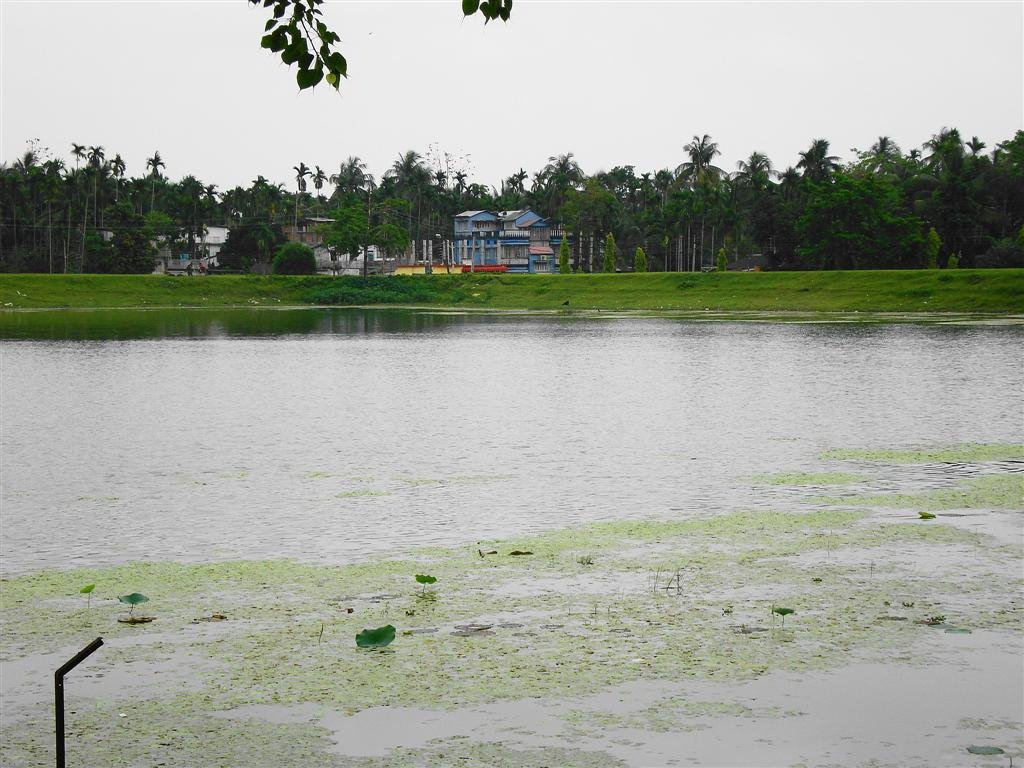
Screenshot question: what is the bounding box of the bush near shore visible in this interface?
[0,270,1022,314]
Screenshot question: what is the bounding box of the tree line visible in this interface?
[1,128,1021,274]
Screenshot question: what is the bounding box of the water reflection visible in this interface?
[0,308,506,340]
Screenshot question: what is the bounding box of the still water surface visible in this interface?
[2,309,1021,575]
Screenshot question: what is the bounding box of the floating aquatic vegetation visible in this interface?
[820,443,1024,463]
[80,583,96,608]
[919,511,937,520]
[813,475,1023,511]
[355,624,396,648]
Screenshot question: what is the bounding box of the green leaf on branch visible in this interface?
[297,67,324,89]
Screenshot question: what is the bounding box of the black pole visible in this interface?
[55,637,103,768]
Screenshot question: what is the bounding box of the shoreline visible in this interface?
[2,270,1023,315]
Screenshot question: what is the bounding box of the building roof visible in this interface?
[455,210,495,218]
[529,245,554,256]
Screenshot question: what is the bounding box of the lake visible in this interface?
[2,309,1023,767]
[2,308,1021,575]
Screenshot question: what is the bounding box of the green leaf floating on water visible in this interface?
[967,746,1005,756]
[80,584,96,594]
[918,511,936,520]
[414,574,437,585]
[772,607,795,617]
[355,624,396,648]
[118,592,149,606]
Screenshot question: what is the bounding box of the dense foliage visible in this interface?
[272,242,316,274]
[2,129,1022,274]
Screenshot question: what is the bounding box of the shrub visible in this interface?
[634,247,647,273]
[272,242,316,275]
[603,233,616,273]
[716,247,727,272]
[559,238,571,274]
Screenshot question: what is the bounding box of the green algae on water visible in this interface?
[813,474,1024,510]
[820,443,1023,463]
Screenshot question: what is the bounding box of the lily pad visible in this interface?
[509,550,534,556]
[355,624,395,648]
[118,593,149,606]
[967,746,1005,756]
[919,511,937,520]
[414,574,437,585]
[79,584,96,594]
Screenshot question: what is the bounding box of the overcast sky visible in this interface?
[2,0,1021,191]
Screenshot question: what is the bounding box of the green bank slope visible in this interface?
[1,270,1022,313]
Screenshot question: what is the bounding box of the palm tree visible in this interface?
[676,134,723,187]
[312,165,328,207]
[110,153,126,202]
[87,145,104,226]
[71,143,86,170]
[540,152,583,214]
[146,151,165,211]
[293,162,310,227]
[386,151,430,253]
[967,136,986,157]
[861,136,901,175]
[733,152,775,189]
[330,156,370,197]
[797,139,841,183]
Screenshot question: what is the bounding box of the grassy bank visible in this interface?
[1,269,1023,313]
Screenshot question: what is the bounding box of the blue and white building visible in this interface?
[452,209,568,273]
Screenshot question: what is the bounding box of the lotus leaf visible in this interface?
[355,624,396,648]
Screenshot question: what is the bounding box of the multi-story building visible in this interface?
[452,209,567,273]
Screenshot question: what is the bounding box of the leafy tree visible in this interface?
[925,227,941,269]
[634,247,647,273]
[108,202,156,273]
[558,237,571,274]
[946,253,959,269]
[716,247,727,272]
[81,230,114,273]
[603,233,617,273]
[796,174,925,269]
[272,241,316,274]
[220,220,286,272]
[322,201,368,264]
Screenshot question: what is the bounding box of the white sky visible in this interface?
[2,0,1022,191]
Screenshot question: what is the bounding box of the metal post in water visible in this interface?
[55,637,103,768]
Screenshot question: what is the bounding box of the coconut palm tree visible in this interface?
[676,134,723,187]
[146,151,165,211]
[540,152,583,214]
[797,139,841,183]
[733,152,776,189]
[330,156,370,197]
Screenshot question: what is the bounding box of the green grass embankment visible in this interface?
[1,270,1022,313]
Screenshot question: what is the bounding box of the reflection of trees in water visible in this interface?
[0,309,484,340]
